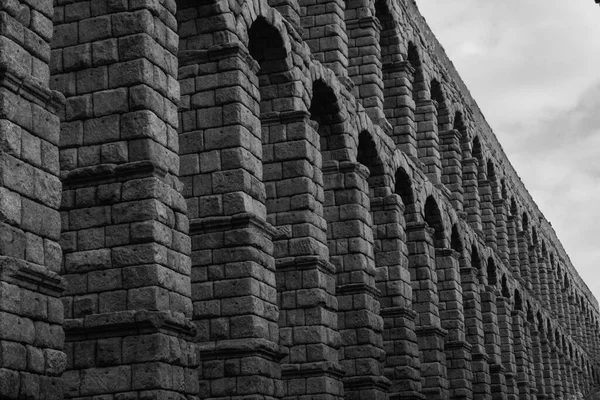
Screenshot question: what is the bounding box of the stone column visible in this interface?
[494,199,508,265]
[506,216,520,280]
[406,222,449,399]
[479,181,496,250]
[382,61,418,157]
[264,111,347,398]
[512,310,532,399]
[439,129,464,211]
[547,265,557,316]
[497,296,517,400]
[178,42,284,398]
[0,1,66,399]
[299,0,349,77]
[531,326,546,399]
[540,334,555,400]
[524,320,538,399]
[538,256,550,310]
[517,231,531,288]
[529,245,541,302]
[346,12,386,125]
[550,342,563,398]
[371,195,423,399]
[326,161,389,400]
[460,265,491,399]
[481,287,507,399]
[415,99,442,184]
[53,1,198,398]
[436,249,473,399]
[462,158,482,234]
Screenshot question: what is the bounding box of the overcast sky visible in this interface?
[416,0,600,302]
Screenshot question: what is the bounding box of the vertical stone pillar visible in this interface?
[406,222,449,399]
[540,333,555,400]
[439,129,464,211]
[494,199,508,265]
[462,158,482,234]
[264,111,349,399]
[524,320,537,399]
[52,1,199,398]
[529,245,541,301]
[497,296,518,400]
[460,265,491,399]
[512,310,532,399]
[0,1,66,399]
[531,326,545,399]
[326,161,389,400]
[179,38,285,398]
[436,249,473,399]
[415,100,442,184]
[479,181,496,249]
[299,0,348,77]
[506,216,520,280]
[346,10,386,125]
[517,231,531,288]
[550,341,563,397]
[382,61,418,157]
[538,256,550,309]
[547,266,557,316]
[481,287,507,399]
[371,195,423,399]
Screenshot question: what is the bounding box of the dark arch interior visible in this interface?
[395,167,414,207]
[451,224,463,253]
[424,196,445,248]
[501,275,510,297]
[487,257,497,286]
[471,246,481,271]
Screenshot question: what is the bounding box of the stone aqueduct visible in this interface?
[0,0,599,399]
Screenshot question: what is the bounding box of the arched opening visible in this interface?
[522,212,529,232]
[430,79,449,132]
[395,167,415,209]
[472,245,482,272]
[502,275,510,298]
[424,196,445,248]
[487,257,497,287]
[407,42,423,101]
[451,224,463,254]
[515,289,523,311]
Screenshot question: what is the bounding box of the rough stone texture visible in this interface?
[0,0,598,399]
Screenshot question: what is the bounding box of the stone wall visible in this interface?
[0,0,597,398]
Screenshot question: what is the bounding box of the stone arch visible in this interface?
[515,289,523,311]
[424,195,446,249]
[407,41,424,101]
[486,256,497,287]
[430,78,451,132]
[501,274,510,297]
[451,224,464,254]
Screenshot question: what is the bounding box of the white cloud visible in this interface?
[417,0,600,301]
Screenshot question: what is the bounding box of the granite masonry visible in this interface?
[0,0,598,398]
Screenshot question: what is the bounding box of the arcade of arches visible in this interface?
[0,0,598,399]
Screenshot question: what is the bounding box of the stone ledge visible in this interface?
[0,256,64,296]
[0,62,65,114]
[64,310,196,340]
[276,255,336,275]
[198,337,287,362]
[380,306,417,320]
[190,212,276,237]
[343,374,391,391]
[61,161,179,190]
[281,360,344,379]
[336,282,380,297]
